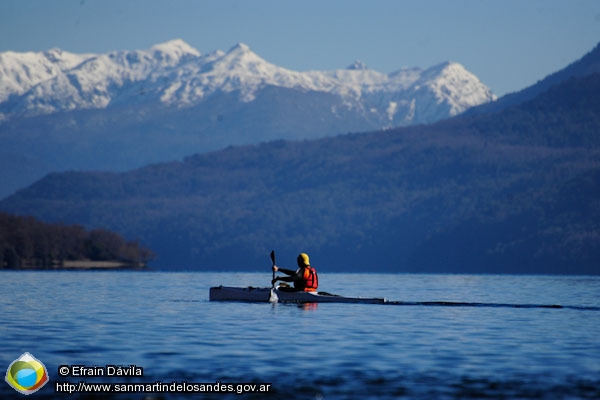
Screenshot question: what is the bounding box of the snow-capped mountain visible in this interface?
[0,48,92,103]
[0,39,201,117]
[0,39,495,123]
[0,39,496,199]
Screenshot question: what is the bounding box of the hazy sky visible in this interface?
[1,0,598,96]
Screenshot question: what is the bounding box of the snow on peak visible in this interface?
[424,61,480,83]
[191,41,302,102]
[418,61,497,116]
[43,48,66,63]
[218,42,266,70]
[0,41,496,122]
[150,39,200,59]
[0,47,94,102]
[227,42,251,53]
[347,60,368,70]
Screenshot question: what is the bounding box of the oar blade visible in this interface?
[269,250,278,302]
[269,288,278,303]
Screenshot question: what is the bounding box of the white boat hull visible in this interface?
[209,286,385,304]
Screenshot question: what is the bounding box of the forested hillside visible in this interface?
[466,42,600,116]
[1,74,599,274]
[0,41,495,199]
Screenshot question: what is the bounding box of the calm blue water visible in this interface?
[1,272,599,399]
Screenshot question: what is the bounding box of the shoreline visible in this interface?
[1,259,148,270]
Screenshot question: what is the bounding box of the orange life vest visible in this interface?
[301,266,318,292]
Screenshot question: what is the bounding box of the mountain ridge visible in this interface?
[465,42,600,117]
[0,39,495,119]
[0,40,497,199]
[2,72,598,274]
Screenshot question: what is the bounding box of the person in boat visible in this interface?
[272,253,318,292]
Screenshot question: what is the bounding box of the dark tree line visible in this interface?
[0,212,154,269]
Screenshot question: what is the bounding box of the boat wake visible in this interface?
[383,300,600,311]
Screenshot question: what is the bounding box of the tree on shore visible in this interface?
[0,212,154,269]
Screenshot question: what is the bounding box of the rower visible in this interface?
[272,253,319,292]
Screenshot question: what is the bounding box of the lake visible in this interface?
[1,271,599,399]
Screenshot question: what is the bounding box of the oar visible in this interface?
[269,250,278,303]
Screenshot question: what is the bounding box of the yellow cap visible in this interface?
[297,253,310,266]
